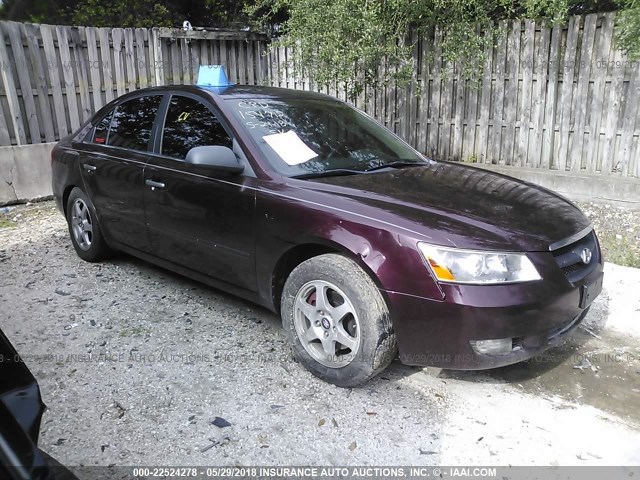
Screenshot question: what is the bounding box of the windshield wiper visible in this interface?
[364,160,426,172]
[291,169,363,179]
[290,160,426,179]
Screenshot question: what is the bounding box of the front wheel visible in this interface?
[281,254,397,387]
[66,187,112,262]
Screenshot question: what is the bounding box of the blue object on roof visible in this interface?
[197,65,235,87]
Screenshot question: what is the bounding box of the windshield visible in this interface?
[226,98,425,177]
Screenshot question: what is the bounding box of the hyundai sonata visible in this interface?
[51,83,603,386]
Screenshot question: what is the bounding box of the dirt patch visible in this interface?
[579,201,640,268]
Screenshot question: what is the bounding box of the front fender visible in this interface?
[255,186,444,310]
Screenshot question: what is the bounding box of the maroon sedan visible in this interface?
[51,85,604,386]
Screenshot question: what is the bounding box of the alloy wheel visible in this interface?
[293,280,361,368]
[71,198,93,251]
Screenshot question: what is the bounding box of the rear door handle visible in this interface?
[145,179,165,189]
[83,164,97,172]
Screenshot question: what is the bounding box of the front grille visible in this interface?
[551,230,599,283]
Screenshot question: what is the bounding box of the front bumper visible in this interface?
[386,255,604,370]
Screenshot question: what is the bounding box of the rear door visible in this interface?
[78,95,163,250]
[143,93,257,291]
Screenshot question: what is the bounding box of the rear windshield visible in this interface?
[226,98,424,176]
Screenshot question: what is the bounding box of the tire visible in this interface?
[66,187,112,262]
[281,254,397,387]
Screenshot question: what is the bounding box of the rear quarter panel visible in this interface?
[51,141,84,214]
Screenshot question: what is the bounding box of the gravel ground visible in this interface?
[581,202,640,268]
[1,201,640,467]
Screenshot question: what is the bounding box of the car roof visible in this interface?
[124,84,340,102]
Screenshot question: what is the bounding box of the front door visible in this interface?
[143,94,256,291]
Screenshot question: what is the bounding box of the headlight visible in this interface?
[417,242,541,284]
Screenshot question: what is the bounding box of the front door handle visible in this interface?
[145,179,165,189]
[83,164,97,172]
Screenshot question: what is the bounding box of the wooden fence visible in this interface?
[0,22,269,146]
[269,13,640,178]
[1,13,639,178]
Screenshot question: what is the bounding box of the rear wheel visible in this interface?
[281,254,396,387]
[66,187,112,262]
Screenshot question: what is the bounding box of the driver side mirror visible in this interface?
[185,145,244,175]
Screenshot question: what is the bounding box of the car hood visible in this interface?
[298,161,590,251]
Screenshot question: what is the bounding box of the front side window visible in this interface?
[161,96,232,160]
[107,95,162,151]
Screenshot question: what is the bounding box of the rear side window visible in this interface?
[161,95,232,159]
[92,112,112,145]
[107,95,162,151]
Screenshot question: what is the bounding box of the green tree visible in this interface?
[0,0,77,24]
[0,0,255,28]
[246,0,620,94]
[617,0,640,59]
[72,0,258,28]
[71,0,172,28]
